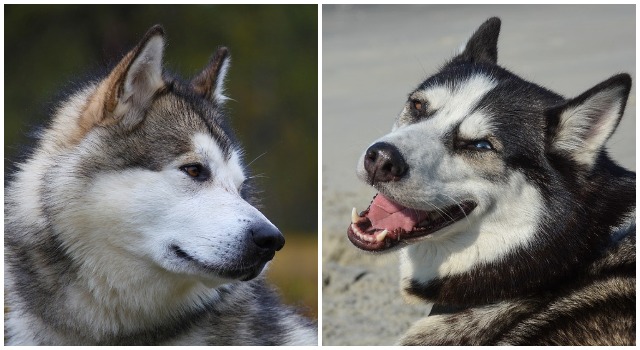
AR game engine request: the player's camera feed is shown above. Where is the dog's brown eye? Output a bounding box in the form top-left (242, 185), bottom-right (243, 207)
top-left (180, 163), bottom-right (210, 181)
top-left (412, 100), bottom-right (422, 110)
top-left (184, 165), bottom-right (200, 177)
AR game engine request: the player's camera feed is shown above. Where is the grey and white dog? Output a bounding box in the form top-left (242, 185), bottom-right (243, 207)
top-left (348, 17), bottom-right (635, 345)
top-left (5, 25), bottom-right (317, 346)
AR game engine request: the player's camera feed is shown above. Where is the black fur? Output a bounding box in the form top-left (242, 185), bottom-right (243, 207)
top-left (394, 17), bottom-right (635, 345)
top-left (404, 17), bottom-right (635, 307)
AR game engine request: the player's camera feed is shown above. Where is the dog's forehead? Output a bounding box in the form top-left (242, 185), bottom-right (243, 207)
top-left (92, 92), bottom-right (242, 173)
top-left (149, 92), bottom-right (236, 155)
top-left (401, 73), bottom-right (497, 131)
top-left (155, 93), bottom-right (246, 185)
top-left (402, 66), bottom-right (565, 139)
top-left (412, 74), bottom-right (496, 111)
top-left (190, 131), bottom-right (239, 164)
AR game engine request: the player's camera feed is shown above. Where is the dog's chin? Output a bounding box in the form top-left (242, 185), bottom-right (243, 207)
top-left (169, 244), bottom-right (272, 282)
top-left (347, 193), bottom-right (476, 252)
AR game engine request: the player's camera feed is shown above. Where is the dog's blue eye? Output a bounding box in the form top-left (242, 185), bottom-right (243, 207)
top-left (471, 140), bottom-right (493, 151)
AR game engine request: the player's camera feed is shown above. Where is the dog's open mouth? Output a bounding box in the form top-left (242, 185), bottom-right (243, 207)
top-left (347, 193), bottom-right (476, 252)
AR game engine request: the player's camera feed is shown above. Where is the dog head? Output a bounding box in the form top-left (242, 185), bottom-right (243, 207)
top-left (42, 26), bottom-right (284, 287)
top-left (348, 18), bottom-right (631, 304)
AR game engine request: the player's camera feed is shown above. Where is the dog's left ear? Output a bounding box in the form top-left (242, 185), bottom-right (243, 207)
top-left (82, 25), bottom-right (165, 132)
top-left (191, 47), bottom-right (231, 104)
top-left (545, 74), bottom-right (632, 169)
top-left (103, 25), bottom-right (165, 128)
top-left (456, 17), bottom-right (501, 64)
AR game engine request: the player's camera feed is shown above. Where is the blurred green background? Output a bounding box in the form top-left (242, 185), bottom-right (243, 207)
top-left (4, 5), bottom-right (318, 319)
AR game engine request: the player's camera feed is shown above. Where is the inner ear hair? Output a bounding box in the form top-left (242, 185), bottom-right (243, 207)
top-left (191, 46), bottom-right (230, 103)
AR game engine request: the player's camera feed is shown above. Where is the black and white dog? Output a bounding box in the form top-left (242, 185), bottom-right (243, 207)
top-left (348, 17), bottom-right (635, 345)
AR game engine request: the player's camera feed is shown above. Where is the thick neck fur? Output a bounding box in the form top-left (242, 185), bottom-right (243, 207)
top-left (401, 152), bottom-right (635, 307)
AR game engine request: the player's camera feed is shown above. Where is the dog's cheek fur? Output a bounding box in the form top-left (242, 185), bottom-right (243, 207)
top-left (398, 169), bottom-right (545, 299)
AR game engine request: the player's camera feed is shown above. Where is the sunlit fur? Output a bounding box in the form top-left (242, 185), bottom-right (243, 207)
top-left (351, 17), bottom-right (635, 345)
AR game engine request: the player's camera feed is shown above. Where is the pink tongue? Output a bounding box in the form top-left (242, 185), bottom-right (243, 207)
top-left (367, 194), bottom-right (428, 232)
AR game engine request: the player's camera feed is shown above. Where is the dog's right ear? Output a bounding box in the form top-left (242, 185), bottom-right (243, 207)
top-left (455, 17), bottom-right (501, 64)
top-left (83, 25), bottom-right (165, 131)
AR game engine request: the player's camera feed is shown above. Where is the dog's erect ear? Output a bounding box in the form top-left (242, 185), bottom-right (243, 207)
top-left (545, 74), bottom-right (631, 168)
top-left (191, 47), bottom-right (230, 104)
top-left (457, 17), bottom-right (501, 64)
top-left (84, 25), bottom-right (165, 131)
top-left (106, 25), bottom-right (165, 128)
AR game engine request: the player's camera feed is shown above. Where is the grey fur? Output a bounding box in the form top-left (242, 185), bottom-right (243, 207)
top-left (5, 26), bottom-right (317, 346)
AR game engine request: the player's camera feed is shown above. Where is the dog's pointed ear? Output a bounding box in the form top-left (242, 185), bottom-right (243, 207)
top-left (107, 25), bottom-right (165, 127)
top-left (90, 25), bottom-right (165, 129)
top-left (191, 47), bottom-right (230, 104)
top-left (457, 17), bottom-right (501, 64)
top-left (545, 74), bottom-right (631, 168)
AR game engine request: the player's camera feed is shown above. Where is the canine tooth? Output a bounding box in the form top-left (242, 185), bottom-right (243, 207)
top-left (351, 207), bottom-right (359, 224)
top-left (376, 229), bottom-right (388, 242)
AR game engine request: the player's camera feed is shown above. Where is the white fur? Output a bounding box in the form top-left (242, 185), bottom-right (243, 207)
top-left (4, 85), bottom-right (97, 248)
top-left (193, 132), bottom-right (245, 189)
top-left (458, 109), bottom-right (496, 141)
top-left (399, 172), bottom-right (542, 286)
top-left (33, 129), bottom-right (276, 338)
top-left (360, 74), bottom-right (499, 209)
top-left (398, 74), bottom-right (498, 131)
top-left (358, 73), bottom-right (543, 288)
top-left (213, 56), bottom-right (231, 104)
top-left (280, 316), bottom-right (321, 346)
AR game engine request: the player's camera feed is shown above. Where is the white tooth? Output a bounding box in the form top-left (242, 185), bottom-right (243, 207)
top-left (376, 229), bottom-right (388, 242)
top-left (351, 207), bottom-right (359, 224)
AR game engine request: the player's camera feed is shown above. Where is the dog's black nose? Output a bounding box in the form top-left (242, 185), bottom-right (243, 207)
top-left (364, 142), bottom-right (408, 184)
top-left (251, 223), bottom-right (285, 252)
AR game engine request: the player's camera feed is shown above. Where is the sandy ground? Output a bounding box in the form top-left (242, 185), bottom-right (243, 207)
top-left (321, 5), bottom-right (635, 346)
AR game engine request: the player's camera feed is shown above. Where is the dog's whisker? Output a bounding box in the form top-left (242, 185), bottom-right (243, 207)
top-left (246, 152), bottom-right (268, 167)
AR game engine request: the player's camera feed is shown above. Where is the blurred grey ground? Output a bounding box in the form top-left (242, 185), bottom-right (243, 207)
top-left (322, 5), bottom-right (635, 346)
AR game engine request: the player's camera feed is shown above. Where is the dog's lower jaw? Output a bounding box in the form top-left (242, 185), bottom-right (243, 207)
top-left (169, 244), bottom-right (272, 282)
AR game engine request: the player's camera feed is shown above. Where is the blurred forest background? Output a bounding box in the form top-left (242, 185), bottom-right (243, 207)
top-left (4, 5), bottom-right (318, 319)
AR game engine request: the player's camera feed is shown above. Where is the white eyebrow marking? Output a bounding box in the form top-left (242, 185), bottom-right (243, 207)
top-left (192, 132), bottom-right (245, 189)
